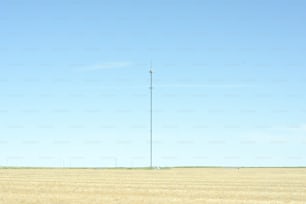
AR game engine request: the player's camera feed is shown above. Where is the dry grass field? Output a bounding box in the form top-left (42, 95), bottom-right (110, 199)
top-left (0, 168), bottom-right (305, 204)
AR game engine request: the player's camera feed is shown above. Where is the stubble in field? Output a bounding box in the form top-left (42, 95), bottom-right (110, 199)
top-left (0, 168), bottom-right (305, 204)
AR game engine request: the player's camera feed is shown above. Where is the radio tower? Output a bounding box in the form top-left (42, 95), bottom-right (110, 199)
top-left (149, 63), bottom-right (153, 168)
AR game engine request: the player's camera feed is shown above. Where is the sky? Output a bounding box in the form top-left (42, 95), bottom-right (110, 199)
top-left (0, 0), bottom-right (306, 167)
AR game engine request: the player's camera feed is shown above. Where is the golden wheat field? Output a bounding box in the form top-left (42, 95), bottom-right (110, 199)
top-left (0, 168), bottom-right (305, 204)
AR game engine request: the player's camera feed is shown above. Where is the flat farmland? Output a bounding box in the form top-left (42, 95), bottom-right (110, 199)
top-left (0, 168), bottom-right (305, 204)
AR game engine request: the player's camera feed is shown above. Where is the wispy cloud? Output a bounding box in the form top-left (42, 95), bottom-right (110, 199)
top-left (157, 84), bottom-right (253, 88)
top-left (240, 123), bottom-right (306, 142)
top-left (272, 123), bottom-right (306, 132)
top-left (80, 62), bottom-right (132, 71)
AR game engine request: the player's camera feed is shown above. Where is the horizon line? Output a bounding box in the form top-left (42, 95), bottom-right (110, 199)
top-left (1, 166), bottom-right (306, 170)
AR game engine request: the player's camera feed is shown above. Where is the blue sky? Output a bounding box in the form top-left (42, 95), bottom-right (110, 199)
top-left (1, 0), bottom-right (306, 167)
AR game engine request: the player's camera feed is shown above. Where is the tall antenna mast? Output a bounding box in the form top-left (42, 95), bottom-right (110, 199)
top-left (149, 62), bottom-right (153, 168)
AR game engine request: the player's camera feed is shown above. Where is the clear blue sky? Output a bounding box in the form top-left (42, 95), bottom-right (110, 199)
top-left (1, 0), bottom-right (306, 167)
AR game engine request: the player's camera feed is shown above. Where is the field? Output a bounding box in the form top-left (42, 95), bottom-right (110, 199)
top-left (0, 168), bottom-right (305, 203)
